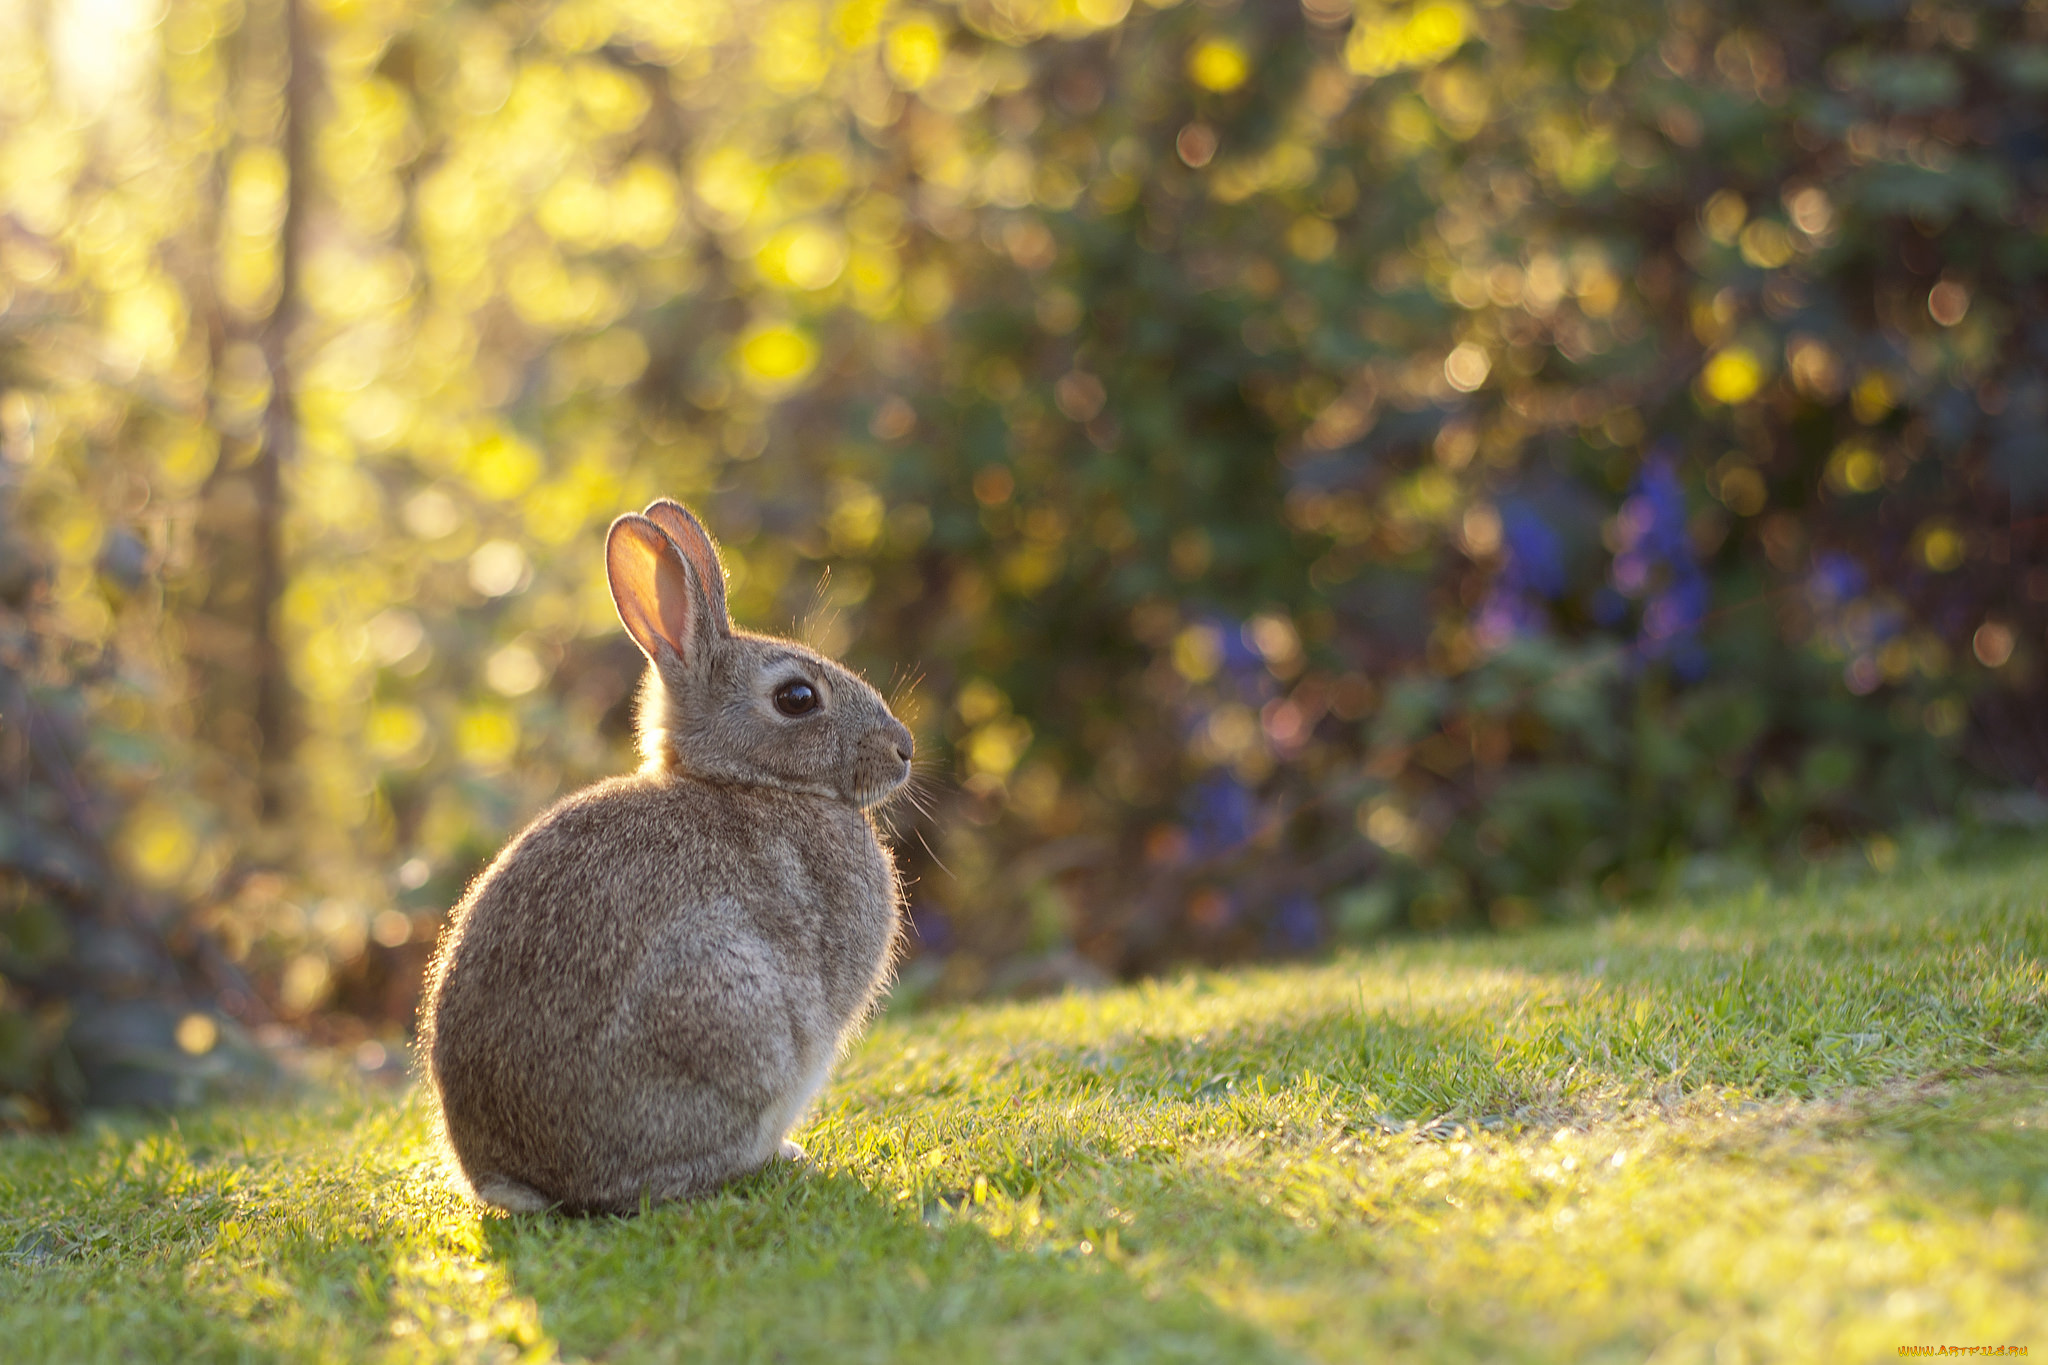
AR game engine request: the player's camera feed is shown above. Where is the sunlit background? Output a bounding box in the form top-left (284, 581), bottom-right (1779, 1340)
top-left (2, 0), bottom-right (2043, 1118)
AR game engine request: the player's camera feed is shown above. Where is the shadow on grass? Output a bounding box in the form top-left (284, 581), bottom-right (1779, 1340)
top-left (1830, 1073), bottom-right (2048, 1217)
top-left (476, 1165), bottom-right (1295, 1364)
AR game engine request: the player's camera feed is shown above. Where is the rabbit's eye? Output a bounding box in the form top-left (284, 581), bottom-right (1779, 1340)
top-left (773, 679), bottom-right (819, 717)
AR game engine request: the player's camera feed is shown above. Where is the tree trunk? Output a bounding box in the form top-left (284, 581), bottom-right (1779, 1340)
top-left (188, 0), bottom-right (313, 827)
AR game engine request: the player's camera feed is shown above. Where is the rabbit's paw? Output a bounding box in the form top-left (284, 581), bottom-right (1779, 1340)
top-left (778, 1139), bottom-right (808, 1163)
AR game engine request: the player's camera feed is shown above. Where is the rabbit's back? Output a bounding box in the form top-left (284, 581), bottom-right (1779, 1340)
top-left (422, 772), bottom-right (900, 1211)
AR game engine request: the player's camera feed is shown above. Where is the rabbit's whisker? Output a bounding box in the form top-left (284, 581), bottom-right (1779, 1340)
top-left (888, 669), bottom-right (928, 712)
top-left (912, 824), bottom-right (955, 880)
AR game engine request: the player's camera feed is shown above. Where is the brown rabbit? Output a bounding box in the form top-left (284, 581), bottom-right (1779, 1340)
top-left (418, 499), bottom-right (913, 1214)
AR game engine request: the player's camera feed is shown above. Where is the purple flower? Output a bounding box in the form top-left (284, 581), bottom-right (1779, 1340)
top-left (1807, 551), bottom-right (1866, 607)
top-left (1611, 447), bottom-right (1710, 678)
top-left (1501, 501), bottom-right (1567, 599)
top-left (1186, 771), bottom-right (1255, 855)
top-left (1643, 575), bottom-right (1710, 641)
top-left (1475, 593), bottom-right (1549, 648)
top-left (1203, 611), bottom-right (1264, 679)
top-left (1806, 550), bottom-right (1900, 672)
top-left (1476, 498), bottom-right (1566, 647)
top-left (1267, 893), bottom-right (1324, 952)
top-left (1611, 456), bottom-right (1693, 590)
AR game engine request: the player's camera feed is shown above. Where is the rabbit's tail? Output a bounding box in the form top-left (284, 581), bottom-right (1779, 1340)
top-left (473, 1174), bottom-right (552, 1214)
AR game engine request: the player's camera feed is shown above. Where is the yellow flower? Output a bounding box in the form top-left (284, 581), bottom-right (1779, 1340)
top-left (1346, 3), bottom-right (1469, 78)
top-left (885, 19), bottom-right (944, 90)
top-left (1188, 39), bottom-right (1250, 94)
top-left (736, 323), bottom-right (818, 391)
top-left (1700, 346), bottom-right (1765, 405)
top-left (1917, 521), bottom-right (1964, 573)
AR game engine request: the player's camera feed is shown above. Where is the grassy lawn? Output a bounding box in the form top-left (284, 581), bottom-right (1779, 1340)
top-left (4, 845), bottom-right (2046, 1363)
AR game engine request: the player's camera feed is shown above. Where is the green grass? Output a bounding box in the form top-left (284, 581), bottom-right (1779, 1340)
top-left (5, 847), bottom-right (2047, 1363)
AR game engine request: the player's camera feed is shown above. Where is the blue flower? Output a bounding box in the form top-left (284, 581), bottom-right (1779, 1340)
top-left (1185, 771), bottom-right (1255, 856)
top-left (1610, 447), bottom-right (1710, 678)
top-left (1267, 893), bottom-right (1323, 952)
top-left (1500, 500), bottom-right (1568, 599)
top-left (1476, 498), bottom-right (1566, 646)
top-left (1806, 550), bottom-right (1899, 667)
top-left (1807, 551), bottom-right (1865, 607)
top-left (1217, 616), bottom-right (1265, 679)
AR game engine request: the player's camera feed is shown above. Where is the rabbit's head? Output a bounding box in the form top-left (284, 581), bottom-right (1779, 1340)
top-left (606, 500), bottom-right (914, 809)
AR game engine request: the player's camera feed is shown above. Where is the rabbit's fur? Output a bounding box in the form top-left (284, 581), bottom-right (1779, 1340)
top-left (419, 500), bottom-right (914, 1214)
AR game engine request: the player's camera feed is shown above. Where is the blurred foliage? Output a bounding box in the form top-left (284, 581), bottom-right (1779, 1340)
top-left (1, 0), bottom-right (2044, 1081)
top-left (0, 401), bottom-right (267, 1127)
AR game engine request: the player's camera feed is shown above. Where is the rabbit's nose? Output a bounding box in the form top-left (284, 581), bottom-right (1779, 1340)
top-left (889, 720), bottom-right (914, 763)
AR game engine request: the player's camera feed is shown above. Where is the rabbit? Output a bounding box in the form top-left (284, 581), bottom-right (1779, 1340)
top-left (418, 498), bottom-right (915, 1215)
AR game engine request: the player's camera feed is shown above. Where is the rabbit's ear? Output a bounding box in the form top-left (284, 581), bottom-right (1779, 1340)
top-left (606, 514), bottom-right (711, 669)
top-left (641, 499), bottom-right (732, 637)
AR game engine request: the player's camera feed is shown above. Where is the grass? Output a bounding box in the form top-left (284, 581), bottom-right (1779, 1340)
top-left (4, 845), bottom-right (2047, 1363)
